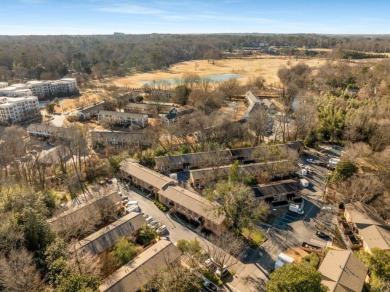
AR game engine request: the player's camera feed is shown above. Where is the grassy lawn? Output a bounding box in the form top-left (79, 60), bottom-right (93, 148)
top-left (241, 227), bottom-right (266, 247)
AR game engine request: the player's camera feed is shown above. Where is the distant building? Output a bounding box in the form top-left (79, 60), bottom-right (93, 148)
top-left (243, 91), bottom-right (261, 121)
top-left (26, 78), bottom-right (78, 99)
top-left (99, 240), bottom-right (181, 292)
top-left (252, 179), bottom-right (301, 204)
top-left (155, 141), bottom-right (303, 173)
top-left (98, 111), bottom-right (148, 128)
top-left (91, 131), bottom-right (151, 149)
top-left (162, 106), bottom-right (194, 123)
top-left (0, 96), bottom-right (40, 124)
top-left (189, 159), bottom-right (293, 188)
top-left (344, 202), bottom-right (390, 253)
top-left (318, 250), bottom-right (367, 292)
top-left (0, 82), bottom-right (8, 88)
top-left (27, 123), bottom-right (73, 139)
top-left (71, 212), bottom-right (146, 256)
top-left (37, 145), bottom-right (72, 166)
top-left (76, 102), bottom-right (106, 120)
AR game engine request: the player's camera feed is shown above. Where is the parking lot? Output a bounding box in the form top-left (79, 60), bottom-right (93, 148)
top-left (269, 198), bottom-right (329, 249)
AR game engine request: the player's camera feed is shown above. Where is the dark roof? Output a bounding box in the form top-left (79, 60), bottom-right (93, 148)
top-left (253, 179), bottom-right (300, 198)
top-left (71, 213), bottom-right (147, 256)
top-left (78, 102), bottom-right (106, 114)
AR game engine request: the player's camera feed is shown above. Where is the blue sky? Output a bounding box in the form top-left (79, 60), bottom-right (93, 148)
top-left (1, 0), bottom-right (390, 35)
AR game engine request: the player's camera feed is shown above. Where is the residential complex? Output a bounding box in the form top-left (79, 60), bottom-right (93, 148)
top-left (0, 96), bottom-right (40, 123)
top-left (155, 141), bottom-right (302, 173)
top-left (91, 131), bottom-right (151, 149)
top-left (27, 123), bottom-right (73, 139)
top-left (97, 110), bottom-right (148, 128)
top-left (26, 78), bottom-right (78, 98)
top-left (1, 78), bottom-right (78, 99)
top-left (120, 159), bottom-right (226, 235)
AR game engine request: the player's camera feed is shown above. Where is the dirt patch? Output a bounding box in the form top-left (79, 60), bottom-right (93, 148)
top-left (103, 56), bottom-right (332, 88)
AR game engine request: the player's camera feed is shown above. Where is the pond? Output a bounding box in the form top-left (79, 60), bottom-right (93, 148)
top-left (140, 73), bottom-right (242, 86)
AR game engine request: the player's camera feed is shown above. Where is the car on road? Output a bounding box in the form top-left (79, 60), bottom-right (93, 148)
top-left (150, 220), bottom-right (161, 229)
top-left (157, 225), bottom-right (167, 234)
top-left (203, 280), bottom-right (221, 292)
top-left (316, 231), bottom-right (331, 241)
top-left (306, 158), bottom-right (313, 163)
top-left (145, 216), bottom-right (154, 224)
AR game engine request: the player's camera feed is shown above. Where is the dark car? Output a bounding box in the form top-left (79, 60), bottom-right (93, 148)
top-left (316, 231), bottom-right (331, 241)
top-left (105, 177), bottom-right (113, 184)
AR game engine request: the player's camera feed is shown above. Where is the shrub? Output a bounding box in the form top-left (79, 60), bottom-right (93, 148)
top-left (244, 175), bottom-right (257, 186)
top-left (153, 200), bottom-right (169, 212)
top-left (202, 268), bottom-right (223, 286)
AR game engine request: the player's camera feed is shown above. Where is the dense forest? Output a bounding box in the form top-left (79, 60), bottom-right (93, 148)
top-left (1, 34), bottom-right (390, 82)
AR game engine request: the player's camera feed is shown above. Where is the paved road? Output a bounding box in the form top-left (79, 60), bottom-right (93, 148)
top-left (119, 183), bottom-right (273, 292)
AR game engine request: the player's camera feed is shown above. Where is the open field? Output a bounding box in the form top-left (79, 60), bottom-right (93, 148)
top-left (105, 56), bottom-right (331, 88)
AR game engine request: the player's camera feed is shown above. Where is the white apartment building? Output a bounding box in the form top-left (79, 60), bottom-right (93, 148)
top-left (0, 82), bottom-right (8, 88)
top-left (0, 96), bottom-right (40, 123)
top-left (0, 84), bottom-right (32, 97)
top-left (26, 78), bottom-right (78, 98)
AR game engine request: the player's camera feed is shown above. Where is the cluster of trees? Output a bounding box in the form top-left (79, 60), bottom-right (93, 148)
top-left (1, 34), bottom-right (390, 83)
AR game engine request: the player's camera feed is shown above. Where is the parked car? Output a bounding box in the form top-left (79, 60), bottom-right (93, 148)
top-left (203, 280), bottom-right (219, 292)
top-left (316, 231), bottom-right (331, 241)
top-left (105, 177), bottom-right (113, 184)
top-left (306, 158), bottom-right (313, 163)
top-left (298, 163), bottom-right (304, 168)
top-left (150, 220), bottom-right (161, 229)
top-left (145, 216), bottom-right (154, 224)
top-left (157, 225), bottom-right (167, 234)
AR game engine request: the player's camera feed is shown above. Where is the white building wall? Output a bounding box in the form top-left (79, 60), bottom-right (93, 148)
top-left (0, 96), bottom-right (40, 123)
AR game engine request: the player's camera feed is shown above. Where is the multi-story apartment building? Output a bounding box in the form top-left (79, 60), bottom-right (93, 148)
top-left (26, 78), bottom-right (78, 99)
top-left (98, 111), bottom-right (148, 128)
top-left (0, 96), bottom-right (40, 123)
top-left (0, 84), bottom-right (32, 97)
top-left (0, 82), bottom-right (8, 88)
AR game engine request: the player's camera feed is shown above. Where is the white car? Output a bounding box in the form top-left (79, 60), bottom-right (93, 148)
top-left (298, 163), bottom-right (304, 168)
top-left (157, 225), bottom-right (167, 234)
top-left (145, 216), bottom-right (154, 224)
top-left (306, 158), bottom-right (313, 163)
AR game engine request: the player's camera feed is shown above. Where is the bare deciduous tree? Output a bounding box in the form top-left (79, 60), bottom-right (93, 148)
top-left (0, 248), bottom-right (44, 292)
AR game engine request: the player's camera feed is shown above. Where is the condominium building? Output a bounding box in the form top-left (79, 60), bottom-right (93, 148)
top-left (98, 111), bottom-right (148, 128)
top-left (0, 84), bottom-right (32, 97)
top-left (0, 96), bottom-right (40, 123)
top-left (26, 78), bottom-right (78, 98)
top-left (0, 82), bottom-right (8, 88)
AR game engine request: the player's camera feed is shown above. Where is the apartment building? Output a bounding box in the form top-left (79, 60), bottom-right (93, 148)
top-left (27, 123), bottom-right (72, 139)
top-left (344, 202), bottom-right (390, 253)
top-left (26, 78), bottom-right (78, 98)
top-left (155, 141), bottom-right (303, 174)
top-left (0, 96), bottom-right (40, 123)
top-left (91, 131), bottom-right (151, 149)
top-left (76, 102), bottom-right (106, 120)
top-left (0, 84), bottom-right (32, 97)
top-left (71, 213), bottom-right (147, 257)
top-left (0, 82), bottom-right (8, 88)
top-left (120, 159), bottom-right (226, 235)
top-left (98, 111), bottom-right (148, 128)
top-left (189, 159), bottom-right (294, 188)
top-left (100, 240), bottom-right (181, 292)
